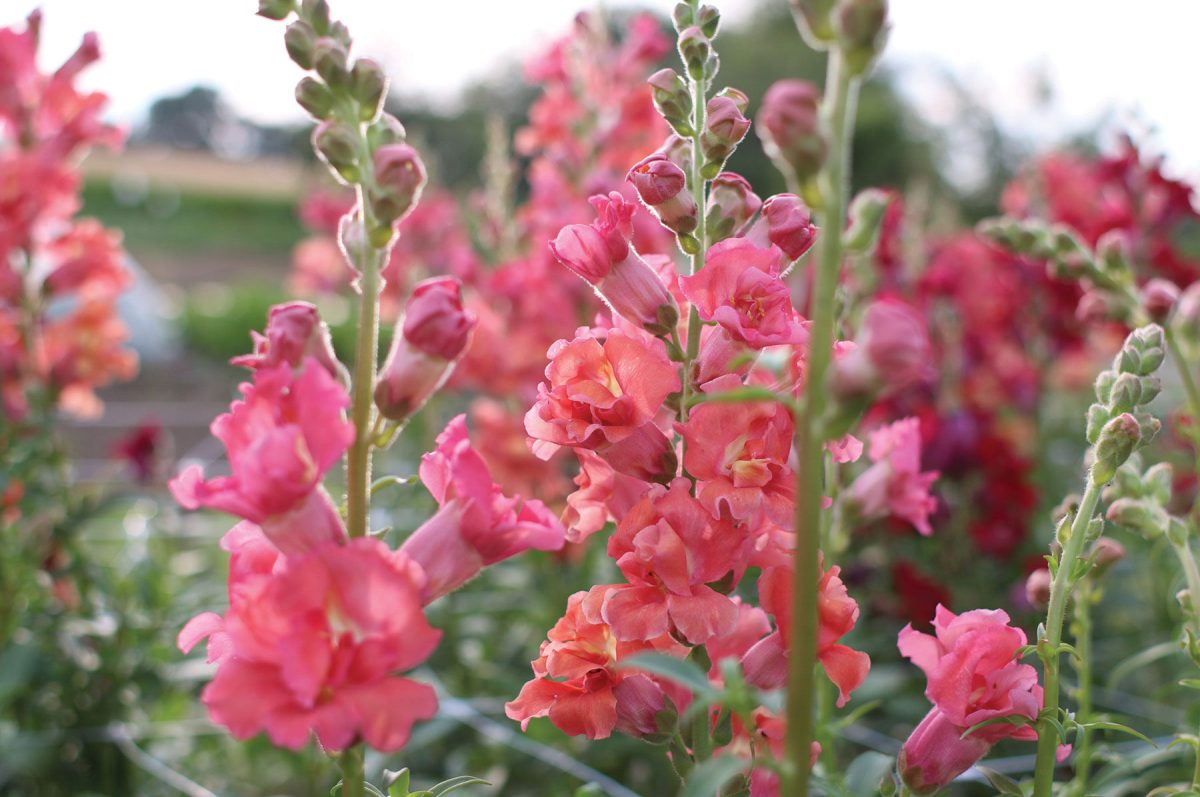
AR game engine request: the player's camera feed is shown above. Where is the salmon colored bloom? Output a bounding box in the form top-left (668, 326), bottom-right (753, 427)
top-left (843, 417), bottom-right (939, 535)
top-left (525, 327), bottom-right (679, 482)
top-left (597, 478), bottom-right (745, 644)
top-left (562, 448), bottom-right (648, 543)
top-left (400, 414), bottom-right (565, 604)
top-left (679, 237), bottom-right (808, 348)
top-left (897, 606), bottom-right (1051, 794)
top-left (170, 360), bottom-right (353, 556)
top-left (179, 537), bottom-right (439, 753)
top-left (505, 584), bottom-right (686, 740)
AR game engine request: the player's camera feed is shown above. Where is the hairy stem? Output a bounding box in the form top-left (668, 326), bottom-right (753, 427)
top-left (338, 745), bottom-right (365, 797)
top-left (1067, 580), bottom-right (1095, 797)
top-left (1033, 477), bottom-right (1102, 797)
top-left (785, 48), bottom-right (859, 796)
top-left (679, 0), bottom-right (708, 426)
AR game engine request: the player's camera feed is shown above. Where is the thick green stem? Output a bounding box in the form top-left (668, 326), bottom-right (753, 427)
top-left (785, 49), bottom-right (859, 796)
top-left (679, 2), bottom-right (708, 425)
top-left (345, 220), bottom-right (383, 539)
top-left (338, 745), bottom-right (365, 797)
top-left (1165, 326), bottom-right (1200, 503)
top-left (1068, 580), bottom-right (1095, 797)
top-left (1033, 477), bottom-right (1102, 797)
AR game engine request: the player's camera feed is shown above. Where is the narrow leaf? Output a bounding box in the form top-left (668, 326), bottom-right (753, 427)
top-left (622, 653), bottom-right (715, 695)
top-left (680, 755), bottom-right (748, 797)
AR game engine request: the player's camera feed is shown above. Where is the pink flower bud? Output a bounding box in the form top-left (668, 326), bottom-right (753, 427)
top-left (231, 301), bottom-right (343, 379)
top-left (758, 193), bottom-right (818, 261)
top-left (627, 153), bottom-right (697, 235)
top-left (898, 708), bottom-right (993, 795)
top-left (1024, 568), bottom-right (1051, 611)
top-left (371, 143), bottom-right (427, 225)
top-left (706, 172), bottom-right (761, 243)
top-left (831, 299), bottom-right (931, 400)
top-left (700, 95), bottom-right (751, 170)
top-left (757, 79), bottom-right (825, 183)
top-left (374, 277), bottom-right (476, 422)
top-left (1140, 278), bottom-right (1179, 324)
top-left (1089, 537), bottom-right (1125, 575)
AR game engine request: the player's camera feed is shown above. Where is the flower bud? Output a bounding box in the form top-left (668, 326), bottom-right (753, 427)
top-left (697, 5), bottom-right (721, 38)
top-left (628, 153), bottom-right (697, 235)
top-left (1140, 278), bottom-right (1180, 324)
top-left (677, 26), bottom-right (711, 81)
top-left (648, 68), bottom-right (694, 137)
top-left (370, 143), bottom-right (427, 226)
top-left (368, 113), bottom-right (407, 149)
top-left (758, 193), bottom-right (818, 261)
top-left (350, 58), bottom-right (387, 122)
top-left (1107, 372), bottom-right (1143, 414)
top-left (1085, 403), bottom-right (1108, 445)
top-left (1088, 538), bottom-right (1126, 576)
top-left (284, 20), bottom-right (316, 69)
top-left (300, 0), bottom-right (331, 34)
top-left (375, 277), bottom-right (477, 422)
top-left (700, 94), bottom-right (750, 176)
top-left (1092, 413), bottom-right (1142, 485)
top-left (757, 79), bottom-right (825, 185)
top-left (1176, 282), bottom-right (1200, 345)
top-left (789, 0), bottom-right (837, 48)
top-left (1096, 230), bottom-right (1134, 286)
top-left (313, 36), bottom-right (349, 89)
top-left (835, 0), bottom-right (890, 76)
top-left (1094, 370), bottom-right (1116, 405)
top-left (706, 172), bottom-right (761, 243)
top-left (295, 76), bottom-right (335, 119)
top-left (257, 0), bottom-right (295, 20)
top-left (1116, 324), bottom-right (1166, 376)
top-left (1145, 461), bottom-right (1174, 504)
top-left (844, 188), bottom-right (890, 253)
top-left (672, 2), bottom-right (694, 31)
top-left (231, 301), bottom-right (344, 380)
top-left (1075, 289), bottom-right (1122, 325)
top-left (312, 120), bottom-right (360, 183)
top-left (1025, 568), bottom-right (1051, 611)
top-left (1106, 497), bottom-right (1168, 539)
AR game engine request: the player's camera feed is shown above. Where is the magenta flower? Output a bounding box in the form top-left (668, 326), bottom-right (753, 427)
top-left (830, 299), bottom-right (932, 399)
top-left (230, 301), bottom-right (342, 378)
top-left (843, 417), bottom-right (939, 535)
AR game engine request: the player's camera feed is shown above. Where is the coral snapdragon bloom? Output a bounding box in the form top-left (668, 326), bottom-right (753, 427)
top-left (678, 381), bottom-right (795, 524)
top-left (525, 327), bottom-right (679, 481)
top-left (743, 559), bottom-right (870, 707)
top-left (506, 584), bottom-right (685, 740)
top-left (897, 606), bottom-right (1052, 794)
top-left (562, 448), bottom-right (648, 543)
top-left (179, 537), bottom-right (440, 753)
top-left (400, 414), bottom-right (565, 604)
top-left (598, 478), bottom-right (745, 644)
top-left (843, 417), bottom-right (939, 535)
top-left (170, 359), bottom-right (353, 555)
top-left (679, 238), bottom-right (808, 348)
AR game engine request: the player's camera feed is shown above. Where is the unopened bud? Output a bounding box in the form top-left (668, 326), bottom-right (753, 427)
top-left (706, 172), bottom-right (761, 243)
top-left (697, 5), bottom-right (721, 38)
top-left (300, 0), bottom-right (331, 34)
top-left (1168, 517), bottom-right (1192, 547)
top-left (1088, 538), bottom-right (1126, 577)
top-left (312, 121), bottom-right (360, 183)
top-left (1106, 497), bottom-right (1167, 538)
top-left (350, 58), bottom-right (387, 122)
top-left (370, 143), bottom-right (426, 226)
top-left (1117, 324), bottom-right (1166, 376)
top-left (231, 301), bottom-right (344, 381)
top-left (1076, 289), bottom-right (1122, 325)
top-left (1085, 403), bottom-right (1109, 445)
top-left (648, 69), bottom-right (693, 137)
top-left (1093, 413), bottom-right (1143, 485)
top-left (677, 26), bottom-right (711, 81)
top-left (672, 2), bottom-right (694, 31)
top-left (257, 0), bottom-right (295, 20)
top-left (1176, 282), bottom-right (1200, 345)
top-left (313, 36), bottom-right (349, 89)
top-left (789, 0), bottom-right (837, 48)
top-left (844, 188), bottom-right (890, 253)
top-left (835, 0), bottom-right (889, 76)
top-left (1094, 370), bottom-right (1116, 405)
top-left (757, 79), bottom-right (825, 185)
top-left (700, 93), bottom-right (750, 176)
top-left (1096, 230), bottom-right (1134, 287)
top-left (628, 154), bottom-right (697, 235)
top-left (368, 114), bottom-right (407, 149)
top-left (375, 277), bottom-right (477, 422)
top-left (1145, 461), bottom-right (1174, 505)
top-left (1108, 372), bottom-right (1143, 414)
top-left (284, 19), bottom-right (316, 69)
top-left (757, 193), bottom-right (818, 261)
top-left (1140, 278), bottom-right (1180, 324)
top-left (295, 77), bottom-right (334, 119)
top-left (1025, 568), bottom-right (1052, 611)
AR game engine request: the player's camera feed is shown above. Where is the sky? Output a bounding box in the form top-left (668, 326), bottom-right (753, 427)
top-left (14, 1), bottom-right (1200, 182)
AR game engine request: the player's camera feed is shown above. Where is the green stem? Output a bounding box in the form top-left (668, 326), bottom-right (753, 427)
top-left (1068, 579), bottom-right (1095, 797)
top-left (345, 190), bottom-right (384, 539)
top-left (679, 0), bottom-right (708, 427)
top-left (1032, 476), bottom-right (1102, 797)
top-left (785, 48), bottom-right (859, 797)
top-left (1165, 325), bottom-right (1200, 502)
top-left (338, 745), bottom-right (365, 797)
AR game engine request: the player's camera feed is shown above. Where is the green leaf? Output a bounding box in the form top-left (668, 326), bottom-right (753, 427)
top-left (386, 768), bottom-right (412, 796)
top-left (622, 653), bottom-right (715, 694)
top-left (844, 751), bottom-right (894, 797)
top-left (680, 755), bottom-right (748, 797)
top-left (976, 766), bottom-right (1023, 795)
top-left (1107, 641), bottom-right (1180, 689)
top-left (573, 786), bottom-right (606, 797)
top-left (1077, 720), bottom-right (1157, 746)
top-left (960, 714), bottom-right (1033, 740)
top-left (418, 776), bottom-right (490, 796)
top-left (1180, 679), bottom-right (1200, 690)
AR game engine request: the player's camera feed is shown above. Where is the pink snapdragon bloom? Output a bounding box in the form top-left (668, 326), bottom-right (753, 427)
top-left (707, 172), bottom-right (762, 243)
top-left (746, 193), bottom-right (819, 262)
top-left (596, 478), bottom-right (745, 644)
top-left (627, 152), bottom-right (697, 234)
top-left (179, 537), bottom-right (439, 753)
top-left (677, 381), bottom-right (794, 524)
top-left (830, 299), bottom-right (932, 399)
top-left (230, 301), bottom-right (342, 378)
top-left (843, 417), bottom-right (939, 535)
top-left (505, 584), bottom-right (686, 740)
top-left (679, 238), bottom-right (808, 348)
top-left (525, 327), bottom-right (679, 481)
top-left (170, 360), bottom-right (353, 555)
top-left (743, 560), bottom-right (870, 707)
top-left (550, 192), bottom-right (678, 336)
top-left (562, 448), bottom-right (648, 543)
top-left (375, 276), bottom-right (477, 422)
top-left (401, 414), bottom-right (564, 603)
top-left (897, 606), bottom-right (1051, 794)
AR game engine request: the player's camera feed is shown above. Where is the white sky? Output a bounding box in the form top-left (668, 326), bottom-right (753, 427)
top-left (14, 1), bottom-right (1200, 182)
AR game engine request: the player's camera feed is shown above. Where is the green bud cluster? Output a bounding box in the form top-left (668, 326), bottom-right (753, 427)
top-left (1088, 326), bottom-right (1164, 485)
top-left (789, 0), bottom-right (888, 75)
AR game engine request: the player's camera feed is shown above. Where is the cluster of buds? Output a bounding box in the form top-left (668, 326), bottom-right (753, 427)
top-left (266, 0), bottom-right (425, 245)
top-left (1086, 325), bottom-right (1164, 485)
top-left (789, 0), bottom-right (890, 74)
